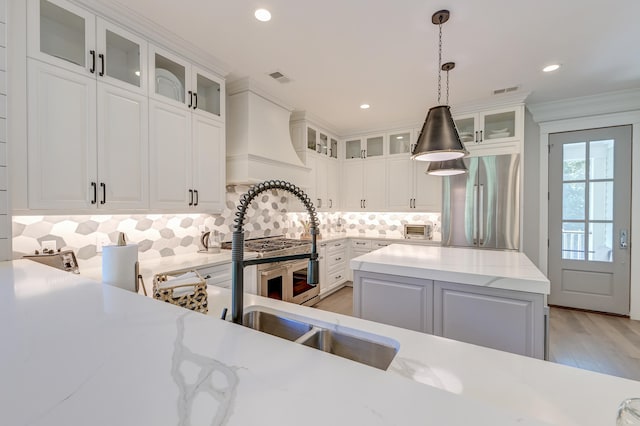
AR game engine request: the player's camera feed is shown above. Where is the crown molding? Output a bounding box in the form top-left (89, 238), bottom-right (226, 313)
top-left (226, 77), bottom-right (294, 112)
top-left (289, 111), bottom-right (340, 136)
top-left (450, 91), bottom-right (531, 116)
top-left (71, 0), bottom-right (231, 78)
top-left (528, 89), bottom-right (640, 123)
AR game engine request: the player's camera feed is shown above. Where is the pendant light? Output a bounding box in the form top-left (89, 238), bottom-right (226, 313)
top-left (411, 10), bottom-right (466, 162)
top-left (426, 158), bottom-right (468, 176)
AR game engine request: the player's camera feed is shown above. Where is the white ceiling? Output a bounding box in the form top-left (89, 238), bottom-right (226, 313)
top-left (115, 0), bottom-right (640, 135)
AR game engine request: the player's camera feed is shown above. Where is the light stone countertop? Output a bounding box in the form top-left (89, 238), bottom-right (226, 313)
top-left (4, 259), bottom-right (640, 425)
top-left (351, 244), bottom-right (551, 294)
top-left (2, 260), bottom-right (545, 426)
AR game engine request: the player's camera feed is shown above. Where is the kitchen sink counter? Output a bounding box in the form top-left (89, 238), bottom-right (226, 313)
top-left (351, 243), bottom-right (550, 294)
top-left (1, 260), bottom-right (542, 426)
top-left (3, 260), bottom-right (640, 425)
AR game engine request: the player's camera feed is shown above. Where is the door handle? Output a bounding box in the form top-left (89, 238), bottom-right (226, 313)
top-left (188, 91), bottom-right (193, 108)
top-left (620, 229), bottom-right (629, 249)
top-left (473, 184), bottom-right (478, 245)
top-left (478, 184), bottom-right (484, 244)
top-left (479, 130), bottom-right (483, 142)
top-left (89, 50), bottom-right (96, 74)
top-left (194, 189), bottom-right (199, 206)
top-left (475, 131), bottom-right (479, 143)
top-left (193, 92), bottom-right (198, 109)
top-left (98, 53), bottom-right (105, 76)
top-left (100, 182), bottom-right (106, 204)
top-left (189, 189), bottom-right (194, 206)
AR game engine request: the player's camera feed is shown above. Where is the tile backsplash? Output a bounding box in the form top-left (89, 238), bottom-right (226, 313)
top-left (12, 186), bottom-right (441, 268)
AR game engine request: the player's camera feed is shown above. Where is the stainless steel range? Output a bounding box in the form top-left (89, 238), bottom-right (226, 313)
top-left (223, 237), bottom-right (319, 306)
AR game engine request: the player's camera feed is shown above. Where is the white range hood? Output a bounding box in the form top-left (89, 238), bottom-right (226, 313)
top-left (226, 78), bottom-right (310, 187)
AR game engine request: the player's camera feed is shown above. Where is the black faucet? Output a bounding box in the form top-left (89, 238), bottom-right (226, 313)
top-left (230, 180), bottom-right (319, 324)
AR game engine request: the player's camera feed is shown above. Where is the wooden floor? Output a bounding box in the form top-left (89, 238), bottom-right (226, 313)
top-left (315, 286), bottom-right (640, 381)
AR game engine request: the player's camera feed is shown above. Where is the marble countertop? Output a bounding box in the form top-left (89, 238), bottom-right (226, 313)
top-left (3, 260), bottom-right (639, 425)
top-left (351, 244), bottom-right (551, 294)
top-left (2, 260), bottom-right (544, 426)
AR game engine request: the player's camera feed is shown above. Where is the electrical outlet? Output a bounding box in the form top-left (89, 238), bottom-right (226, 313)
top-left (41, 240), bottom-right (56, 252)
top-left (96, 233), bottom-right (111, 253)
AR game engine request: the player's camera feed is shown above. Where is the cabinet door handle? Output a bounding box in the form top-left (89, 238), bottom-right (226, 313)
top-left (335, 257), bottom-right (342, 261)
top-left (479, 130), bottom-right (483, 142)
top-left (317, 198), bottom-right (322, 208)
top-left (193, 92), bottom-right (198, 109)
top-left (475, 131), bottom-right (479, 143)
top-left (356, 242), bottom-right (365, 245)
top-left (89, 50), bottom-right (96, 74)
top-left (98, 53), bottom-right (105, 76)
top-left (100, 182), bottom-right (106, 204)
top-left (90, 182), bottom-right (97, 204)
top-left (188, 91), bottom-right (193, 108)
top-left (329, 199), bottom-right (332, 208)
top-left (364, 199), bottom-right (367, 208)
top-left (189, 189), bottom-right (194, 206)
top-left (194, 190), bottom-right (199, 206)
top-left (335, 275), bottom-right (342, 280)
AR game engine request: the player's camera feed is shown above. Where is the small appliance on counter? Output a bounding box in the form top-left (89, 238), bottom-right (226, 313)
top-left (404, 223), bottom-right (433, 240)
top-left (23, 249), bottom-right (80, 273)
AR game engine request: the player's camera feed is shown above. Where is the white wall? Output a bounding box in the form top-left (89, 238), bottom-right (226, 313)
top-left (529, 90), bottom-right (640, 319)
top-left (522, 108), bottom-right (540, 266)
top-left (0, 0), bottom-right (8, 260)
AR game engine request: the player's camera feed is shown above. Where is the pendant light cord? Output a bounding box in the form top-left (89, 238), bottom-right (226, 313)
top-left (446, 68), bottom-right (450, 105)
top-left (437, 20), bottom-right (442, 104)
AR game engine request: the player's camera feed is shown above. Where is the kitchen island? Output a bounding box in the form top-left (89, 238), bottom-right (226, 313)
top-left (351, 244), bottom-right (551, 358)
top-left (2, 259), bottom-right (639, 425)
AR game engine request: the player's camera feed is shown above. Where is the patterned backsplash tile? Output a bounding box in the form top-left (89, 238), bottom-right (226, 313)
top-left (12, 186), bottom-right (441, 268)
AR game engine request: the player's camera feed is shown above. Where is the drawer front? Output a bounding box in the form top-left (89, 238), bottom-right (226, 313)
top-left (371, 240), bottom-right (392, 249)
top-left (327, 240), bottom-right (346, 251)
top-left (351, 239), bottom-right (371, 249)
top-left (327, 249), bottom-right (346, 268)
top-left (327, 263), bottom-right (347, 286)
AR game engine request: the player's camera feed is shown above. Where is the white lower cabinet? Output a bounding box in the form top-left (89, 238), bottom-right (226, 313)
top-left (319, 239), bottom-right (347, 296)
top-left (353, 270), bottom-right (546, 359)
top-left (150, 99), bottom-right (224, 212)
top-left (433, 281), bottom-right (545, 359)
top-left (27, 59), bottom-right (148, 210)
top-left (353, 271), bottom-right (433, 333)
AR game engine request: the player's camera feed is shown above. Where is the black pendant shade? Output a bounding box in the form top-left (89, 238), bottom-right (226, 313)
top-left (426, 157), bottom-right (468, 176)
top-left (411, 105), bottom-right (466, 162)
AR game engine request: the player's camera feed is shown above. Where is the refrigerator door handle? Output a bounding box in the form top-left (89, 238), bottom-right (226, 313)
top-left (478, 184), bottom-right (484, 245)
top-left (473, 184), bottom-right (478, 245)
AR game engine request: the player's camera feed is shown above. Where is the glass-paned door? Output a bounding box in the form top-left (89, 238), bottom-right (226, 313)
top-left (548, 126), bottom-right (631, 314)
top-left (389, 132), bottom-right (411, 155)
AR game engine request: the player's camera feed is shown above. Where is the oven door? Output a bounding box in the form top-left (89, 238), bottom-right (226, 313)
top-left (288, 260), bottom-right (319, 306)
top-left (259, 265), bottom-right (289, 302)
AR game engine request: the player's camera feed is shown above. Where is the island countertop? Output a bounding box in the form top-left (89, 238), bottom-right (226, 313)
top-left (3, 259), bottom-right (639, 425)
top-left (350, 244), bottom-right (551, 294)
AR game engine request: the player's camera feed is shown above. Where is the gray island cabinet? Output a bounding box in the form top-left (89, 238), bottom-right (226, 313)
top-left (351, 244), bottom-right (550, 359)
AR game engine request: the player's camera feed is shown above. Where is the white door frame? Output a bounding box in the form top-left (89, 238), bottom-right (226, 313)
top-left (537, 111), bottom-right (640, 319)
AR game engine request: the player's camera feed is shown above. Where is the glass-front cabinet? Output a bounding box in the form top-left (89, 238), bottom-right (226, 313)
top-left (28, 0), bottom-right (147, 94)
top-left (150, 46), bottom-right (224, 121)
top-left (454, 106), bottom-right (521, 149)
top-left (388, 131), bottom-right (414, 156)
top-left (344, 135), bottom-right (385, 160)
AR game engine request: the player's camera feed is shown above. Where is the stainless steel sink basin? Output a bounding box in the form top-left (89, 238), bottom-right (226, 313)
top-left (242, 308), bottom-right (399, 370)
top-left (243, 310), bottom-right (313, 341)
top-left (300, 329), bottom-right (397, 370)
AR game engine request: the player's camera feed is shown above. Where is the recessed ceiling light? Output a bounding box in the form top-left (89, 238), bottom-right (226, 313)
top-left (360, 104), bottom-right (370, 109)
top-left (543, 64), bottom-right (560, 72)
top-left (254, 8), bottom-right (271, 22)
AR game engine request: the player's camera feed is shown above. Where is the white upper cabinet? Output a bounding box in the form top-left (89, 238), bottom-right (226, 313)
top-left (454, 105), bottom-right (524, 155)
top-left (28, 0), bottom-right (147, 94)
top-left (150, 46), bottom-right (224, 122)
top-left (342, 158), bottom-right (386, 210)
top-left (388, 131), bottom-right (414, 156)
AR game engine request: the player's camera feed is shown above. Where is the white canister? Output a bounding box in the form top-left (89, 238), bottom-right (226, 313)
top-left (102, 244), bottom-right (138, 292)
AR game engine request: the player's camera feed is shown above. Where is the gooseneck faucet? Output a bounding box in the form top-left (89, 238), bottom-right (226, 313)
top-left (231, 180), bottom-right (319, 324)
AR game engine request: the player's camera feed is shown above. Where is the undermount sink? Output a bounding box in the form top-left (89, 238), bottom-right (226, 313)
top-left (300, 328), bottom-right (397, 370)
top-left (242, 310), bottom-right (313, 341)
top-left (242, 308), bottom-right (399, 370)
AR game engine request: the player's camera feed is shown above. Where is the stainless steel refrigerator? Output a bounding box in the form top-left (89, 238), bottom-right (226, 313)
top-left (441, 154), bottom-right (520, 250)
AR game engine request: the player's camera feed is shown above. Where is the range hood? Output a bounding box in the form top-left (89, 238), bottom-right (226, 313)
top-left (226, 78), bottom-right (310, 187)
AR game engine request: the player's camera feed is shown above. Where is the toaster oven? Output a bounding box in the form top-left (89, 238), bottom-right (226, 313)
top-left (404, 224), bottom-right (433, 240)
